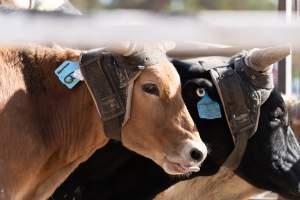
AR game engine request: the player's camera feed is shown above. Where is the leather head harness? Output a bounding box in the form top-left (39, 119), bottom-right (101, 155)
top-left (79, 48), bottom-right (167, 141)
top-left (200, 52), bottom-right (273, 169)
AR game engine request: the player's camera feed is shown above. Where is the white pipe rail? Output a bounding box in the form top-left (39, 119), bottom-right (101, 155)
top-left (0, 11), bottom-right (300, 48)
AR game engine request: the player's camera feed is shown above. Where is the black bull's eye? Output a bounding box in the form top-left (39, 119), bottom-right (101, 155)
top-left (196, 88), bottom-right (206, 97)
top-left (142, 83), bottom-right (160, 96)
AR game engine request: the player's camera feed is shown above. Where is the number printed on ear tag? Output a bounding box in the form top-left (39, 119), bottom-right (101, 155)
top-left (55, 61), bottom-right (81, 89)
top-left (197, 93), bottom-right (222, 119)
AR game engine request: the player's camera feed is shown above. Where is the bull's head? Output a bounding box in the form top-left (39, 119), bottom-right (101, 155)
top-left (178, 46), bottom-right (300, 199)
top-left (102, 42), bottom-right (208, 175)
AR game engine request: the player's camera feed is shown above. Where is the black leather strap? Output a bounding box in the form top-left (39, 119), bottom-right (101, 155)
top-left (210, 66), bottom-right (259, 142)
top-left (209, 65), bottom-right (261, 170)
top-left (80, 51), bottom-right (125, 141)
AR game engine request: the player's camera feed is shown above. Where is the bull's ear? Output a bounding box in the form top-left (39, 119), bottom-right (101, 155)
top-left (105, 41), bottom-right (137, 56)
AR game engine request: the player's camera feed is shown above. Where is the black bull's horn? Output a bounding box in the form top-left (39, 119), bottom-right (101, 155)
top-left (241, 46), bottom-right (290, 105)
top-left (244, 45), bottom-right (290, 72)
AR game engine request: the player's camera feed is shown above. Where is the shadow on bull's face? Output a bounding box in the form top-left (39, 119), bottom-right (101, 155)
top-left (237, 90), bottom-right (300, 199)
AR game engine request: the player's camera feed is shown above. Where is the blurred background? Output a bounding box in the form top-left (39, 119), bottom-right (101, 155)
top-left (70, 0), bottom-right (277, 12)
top-left (2, 0), bottom-right (298, 98)
top-left (68, 0), bottom-right (298, 94)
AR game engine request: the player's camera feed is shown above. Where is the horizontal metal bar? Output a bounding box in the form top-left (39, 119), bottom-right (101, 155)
top-left (0, 11), bottom-right (300, 48)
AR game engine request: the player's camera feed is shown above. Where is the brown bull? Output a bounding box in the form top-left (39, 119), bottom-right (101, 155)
top-left (0, 43), bottom-right (207, 200)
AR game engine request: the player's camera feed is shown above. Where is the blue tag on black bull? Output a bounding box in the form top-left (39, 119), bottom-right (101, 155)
top-left (55, 61), bottom-right (80, 89)
top-left (197, 93), bottom-right (222, 119)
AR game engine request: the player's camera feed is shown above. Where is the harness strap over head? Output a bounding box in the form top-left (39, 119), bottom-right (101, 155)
top-left (79, 48), bottom-right (166, 141)
top-left (80, 50), bottom-right (126, 140)
top-left (201, 53), bottom-right (274, 169)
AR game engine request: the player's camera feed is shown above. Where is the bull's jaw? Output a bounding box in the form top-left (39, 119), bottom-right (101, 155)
top-left (162, 159), bottom-right (200, 175)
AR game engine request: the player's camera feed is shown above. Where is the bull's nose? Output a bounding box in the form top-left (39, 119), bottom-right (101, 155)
top-left (190, 148), bottom-right (203, 162)
top-left (180, 139), bottom-right (207, 164)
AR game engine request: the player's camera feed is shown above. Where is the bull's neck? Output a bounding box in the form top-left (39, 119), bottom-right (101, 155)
top-left (19, 45), bottom-right (108, 160)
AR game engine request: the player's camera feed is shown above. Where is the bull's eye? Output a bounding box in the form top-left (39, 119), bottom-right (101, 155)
top-left (142, 83), bottom-right (160, 96)
top-left (196, 88), bottom-right (206, 97)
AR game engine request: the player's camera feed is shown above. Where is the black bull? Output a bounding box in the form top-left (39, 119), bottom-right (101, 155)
top-left (51, 59), bottom-right (300, 200)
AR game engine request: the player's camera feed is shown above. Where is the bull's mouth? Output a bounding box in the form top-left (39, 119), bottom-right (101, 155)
top-left (162, 158), bottom-right (201, 175)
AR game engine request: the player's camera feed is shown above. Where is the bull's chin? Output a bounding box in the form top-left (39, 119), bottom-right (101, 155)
top-left (162, 159), bottom-right (200, 175)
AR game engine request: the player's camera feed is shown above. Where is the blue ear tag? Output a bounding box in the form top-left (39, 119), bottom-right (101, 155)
top-left (197, 93), bottom-right (222, 119)
top-left (55, 61), bottom-right (81, 89)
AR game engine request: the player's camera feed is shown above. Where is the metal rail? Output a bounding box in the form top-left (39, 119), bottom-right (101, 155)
top-left (0, 11), bottom-right (300, 48)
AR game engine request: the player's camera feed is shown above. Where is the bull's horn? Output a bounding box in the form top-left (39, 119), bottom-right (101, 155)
top-left (106, 41), bottom-right (138, 56)
top-left (107, 41), bottom-right (176, 56)
top-left (245, 46), bottom-right (290, 72)
top-left (158, 41), bottom-right (176, 53)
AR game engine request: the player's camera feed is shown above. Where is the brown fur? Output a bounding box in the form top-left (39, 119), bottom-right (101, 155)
top-left (0, 45), bottom-right (105, 199)
top-left (155, 168), bottom-right (263, 200)
top-left (0, 45), bottom-right (203, 199)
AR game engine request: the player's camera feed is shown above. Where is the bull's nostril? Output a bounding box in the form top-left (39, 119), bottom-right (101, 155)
top-left (190, 148), bottom-right (203, 162)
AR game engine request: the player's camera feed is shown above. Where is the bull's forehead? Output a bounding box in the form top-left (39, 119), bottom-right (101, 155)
top-left (142, 59), bottom-right (181, 98)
